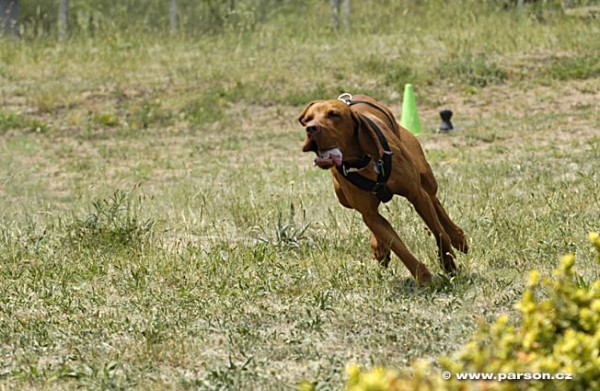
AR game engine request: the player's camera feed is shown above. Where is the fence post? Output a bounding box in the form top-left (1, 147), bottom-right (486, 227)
top-left (58, 0), bottom-right (69, 41)
top-left (170, 0), bottom-right (177, 35)
top-left (343, 0), bottom-right (350, 28)
top-left (0, 0), bottom-right (19, 37)
top-left (331, 0), bottom-right (340, 29)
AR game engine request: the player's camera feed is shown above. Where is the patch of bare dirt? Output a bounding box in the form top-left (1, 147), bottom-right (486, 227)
top-left (416, 78), bottom-right (599, 152)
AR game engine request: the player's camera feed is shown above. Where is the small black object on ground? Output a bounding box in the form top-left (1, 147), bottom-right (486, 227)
top-left (438, 109), bottom-right (454, 133)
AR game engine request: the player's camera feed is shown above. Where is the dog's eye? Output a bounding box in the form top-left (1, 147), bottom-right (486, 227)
top-left (327, 111), bottom-right (341, 119)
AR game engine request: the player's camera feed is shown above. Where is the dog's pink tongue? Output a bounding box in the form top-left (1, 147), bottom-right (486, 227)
top-left (315, 148), bottom-right (343, 167)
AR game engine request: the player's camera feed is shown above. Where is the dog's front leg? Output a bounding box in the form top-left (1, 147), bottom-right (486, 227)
top-left (370, 232), bottom-right (391, 267)
top-left (361, 212), bottom-right (432, 286)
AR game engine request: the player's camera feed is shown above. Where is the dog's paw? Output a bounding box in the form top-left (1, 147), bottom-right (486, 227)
top-left (415, 269), bottom-right (433, 287)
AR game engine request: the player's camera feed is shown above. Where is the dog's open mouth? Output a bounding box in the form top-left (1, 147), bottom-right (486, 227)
top-left (303, 139), bottom-right (318, 153)
top-left (303, 138), bottom-right (342, 168)
top-left (314, 147), bottom-right (343, 169)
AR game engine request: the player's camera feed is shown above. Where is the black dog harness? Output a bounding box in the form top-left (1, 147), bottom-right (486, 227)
top-left (335, 93), bottom-right (395, 203)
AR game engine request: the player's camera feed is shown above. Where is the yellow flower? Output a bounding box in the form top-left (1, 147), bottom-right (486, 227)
top-left (590, 232), bottom-right (600, 262)
top-left (344, 364), bottom-right (402, 391)
top-left (298, 381), bottom-right (315, 391)
top-left (528, 270), bottom-right (540, 287)
top-left (496, 314), bottom-right (509, 325)
top-left (346, 363), bottom-right (360, 385)
top-left (555, 254), bottom-right (576, 279)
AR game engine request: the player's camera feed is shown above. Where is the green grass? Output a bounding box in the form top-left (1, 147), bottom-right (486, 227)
top-left (541, 54), bottom-right (600, 80)
top-left (0, 110), bottom-right (49, 134)
top-left (436, 52), bottom-right (507, 88)
top-left (0, 1), bottom-right (599, 389)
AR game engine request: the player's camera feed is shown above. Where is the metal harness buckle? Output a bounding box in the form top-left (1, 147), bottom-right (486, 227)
top-left (342, 164), bottom-right (362, 176)
top-left (374, 160), bottom-right (385, 177)
top-left (337, 93), bottom-right (353, 105)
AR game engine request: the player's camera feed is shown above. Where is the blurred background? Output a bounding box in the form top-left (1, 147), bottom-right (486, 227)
top-left (1, 0), bottom-right (598, 40)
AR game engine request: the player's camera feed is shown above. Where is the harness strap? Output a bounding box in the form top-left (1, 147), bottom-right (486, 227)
top-left (339, 155), bottom-right (371, 175)
top-left (359, 114), bottom-right (392, 159)
top-left (349, 100), bottom-right (397, 133)
top-left (336, 112), bottom-right (394, 203)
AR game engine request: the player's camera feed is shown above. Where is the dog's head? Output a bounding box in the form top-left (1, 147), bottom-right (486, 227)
top-left (297, 99), bottom-right (358, 169)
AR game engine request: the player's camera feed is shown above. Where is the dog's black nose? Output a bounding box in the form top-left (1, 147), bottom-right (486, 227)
top-left (306, 125), bottom-right (319, 135)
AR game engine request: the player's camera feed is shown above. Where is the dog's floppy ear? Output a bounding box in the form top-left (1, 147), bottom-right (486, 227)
top-left (298, 101), bottom-right (317, 126)
top-left (356, 113), bottom-right (385, 159)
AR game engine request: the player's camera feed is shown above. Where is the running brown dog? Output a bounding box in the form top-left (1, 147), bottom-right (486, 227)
top-left (298, 94), bottom-right (468, 285)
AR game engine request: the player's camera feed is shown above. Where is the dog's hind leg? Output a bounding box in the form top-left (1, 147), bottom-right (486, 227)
top-left (419, 172), bottom-right (468, 254)
top-left (430, 196), bottom-right (468, 254)
top-left (370, 232), bottom-right (391, 267)
top-left (406, 188), bottom-right (458, 275)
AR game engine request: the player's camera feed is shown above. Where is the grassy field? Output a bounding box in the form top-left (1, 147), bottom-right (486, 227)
top-left (0, 1), bottom-right (599, 390)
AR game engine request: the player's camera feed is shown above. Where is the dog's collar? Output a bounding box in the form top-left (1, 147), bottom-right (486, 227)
top-left (339, 155), bottom-right (371, 176)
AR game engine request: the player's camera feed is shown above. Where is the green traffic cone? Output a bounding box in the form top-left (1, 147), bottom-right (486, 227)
top-left (400, 83), bottom-right (423, 136)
